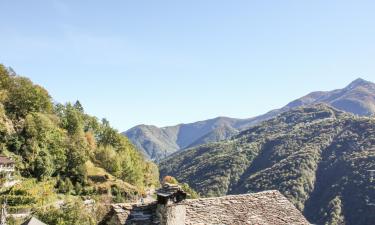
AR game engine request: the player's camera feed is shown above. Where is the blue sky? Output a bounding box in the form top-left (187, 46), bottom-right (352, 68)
top-left (1, 1), bottom-right (375, 130)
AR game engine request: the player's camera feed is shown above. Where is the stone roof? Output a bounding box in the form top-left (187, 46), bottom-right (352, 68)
top-left (183, 190), bottom-right (310, 225)
top-left (105, 190), bottom-right (310, 225)
top-left (157, 183), bottom-right (187, 204)
top-left (157, 183), bottom-right (182, 197)
top-left (0, 156), bottom-right (14, 165)
top-left (21, 217), bottom-right (47, 225)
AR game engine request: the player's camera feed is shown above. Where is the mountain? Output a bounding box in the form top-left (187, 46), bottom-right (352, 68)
top-left (283, 78), bottom-right (375, 115)
top-left (124, 78), bottom-right (375, 160)
top-left (124, 117), bottom-right (251, 161)
top-left (159, 104), bottom-right (375, 225)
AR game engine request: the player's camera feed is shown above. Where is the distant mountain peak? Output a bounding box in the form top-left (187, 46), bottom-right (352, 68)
top-left (345, 78), bottom-right (373, 90)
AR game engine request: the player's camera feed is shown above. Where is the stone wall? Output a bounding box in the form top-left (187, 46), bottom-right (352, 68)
top-left (156, 204), bottom-right (186, 225)
top-left (105, 203), bottom-right (158, 225)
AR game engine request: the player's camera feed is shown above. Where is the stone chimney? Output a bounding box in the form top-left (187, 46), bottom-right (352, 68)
top-left (155, 183), bottom-right (187, 225)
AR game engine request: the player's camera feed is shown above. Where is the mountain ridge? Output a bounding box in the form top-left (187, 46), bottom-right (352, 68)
top-left (124, 78), bottom-right (375, 160)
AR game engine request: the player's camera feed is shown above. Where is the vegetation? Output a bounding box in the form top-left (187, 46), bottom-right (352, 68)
top-left (159, 105), bottom-right (375, 225)
top-left (0, 65), bottom-right (159, 224)
top-left (34, 199), bottom-right (104, 225)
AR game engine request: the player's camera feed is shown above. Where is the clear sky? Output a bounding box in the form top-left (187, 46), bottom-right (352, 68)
top-left (1, 1), bottom-right (375, 130)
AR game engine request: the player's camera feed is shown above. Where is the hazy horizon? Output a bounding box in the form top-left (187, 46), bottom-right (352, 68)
top-left (1, 1), bottom-right (375, 130)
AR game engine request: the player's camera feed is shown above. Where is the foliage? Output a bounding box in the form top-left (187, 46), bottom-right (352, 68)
top-left (34, 200), bottom-right (97, 225)
top-left (0, 64), bottom-right (159, 222)
top-left (4, 76), bottom-right (52, 119)
top-left (324, 196), bottom-right (345, 225)
top-left (21, 113), bottom-right (67, 180)
top-left (0, 64), bottom-right (158, 188)
top-left (162, 175), bottom-right (178, 184)
top-left (180, 183), bottom-right (200, 199)
top-left (0, 178), bottom-right (57, 214)
top-left (95, 145), bottom-right (121, 175)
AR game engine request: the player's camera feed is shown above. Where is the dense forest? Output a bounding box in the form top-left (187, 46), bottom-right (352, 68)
top-left (159, 105), bottom-right (375, 225)
top-left (0, 65), bottom-right (159, 225)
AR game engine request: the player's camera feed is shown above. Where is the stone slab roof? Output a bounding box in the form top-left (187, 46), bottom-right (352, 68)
top-left (106, 190), bottom-right (310, 225)
top-left (183, 190), bottom-right (310, 225)
top-left (21, 217), bottom-right (47, 225)
top-left (0, 156), bottom-right (14, 165)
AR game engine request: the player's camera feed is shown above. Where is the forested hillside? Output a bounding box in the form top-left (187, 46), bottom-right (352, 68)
top-left (125, 78), bottom-right (375, 161)
top-left (159, 105), bottom-right (375, 225)
top-left (0, 65), bottom-right (158, 224)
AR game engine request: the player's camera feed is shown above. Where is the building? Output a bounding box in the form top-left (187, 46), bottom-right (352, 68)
top-left (0, 156), bottom-right (15, 181)
top-left (20, 217), bottom-right (47, 225)
top-left (102, 184), bottom-right (310, 225)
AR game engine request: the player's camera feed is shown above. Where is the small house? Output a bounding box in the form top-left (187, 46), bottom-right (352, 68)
top-left (21, 217), bottom-right (47, 225)
top-left (0, 156), bottom-right (15, 180)
top-left (104, 189), bottom-right (311, 225)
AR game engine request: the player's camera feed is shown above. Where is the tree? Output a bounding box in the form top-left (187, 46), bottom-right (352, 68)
top-left (73, 100), bottom-right (84, 113)
top-left (22, 113), bottom-right (67, 177)
top-left (34, 150), bottom-right (54, 181)
top-left (0, 103), bottom-right (14, 152)
top-left (95, 145), bottom-right (121, 175)
top-left (0, 65), bottom-right (12, 89)
top-left (63, 104), bottom-right (84, 135)
top-left (97, 119), bottom-right (122, 148)
top-left (162, 176), bottom-right (178, 185)
top-left (5, 77), bottom-right (53, 118)
top-left (65, 134), bottom-right (89, 184)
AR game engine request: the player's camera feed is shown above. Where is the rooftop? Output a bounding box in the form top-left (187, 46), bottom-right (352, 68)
top-left (0, 156), bottom-right (14, 165)
top-left (106, 190), bottom-right (310, 225)
top-left (21, 217), bottom-right (47, 225)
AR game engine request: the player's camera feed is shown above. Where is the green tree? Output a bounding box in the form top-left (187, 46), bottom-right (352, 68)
top-left (22, 113), bottom-right (67, 178)
top-left (73, 100), bottom-right (84, 113)
top-left (0, 65), bottom-right (12, 90)
top-left (95, 145), bottom-right (121, 175)
top-left (0, 65), bottom-right (12, 103)
top-left (97, 119), bottom-right (122, 148)
top-left (63, 103), bottom-right (84, 135)
top-left (65, 134), bottom-right (89, 184)
top-left (5, 76), bottom-right (53, 118)
top-left (34, 150), bottom-right (54, 181)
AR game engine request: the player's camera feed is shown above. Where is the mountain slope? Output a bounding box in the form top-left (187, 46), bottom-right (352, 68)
top-left (159, 104), bottom-right (375, 225)
top-left (124, 78), bottom-right (375, 160)
top-left (125, 124), bottom-right (180, 159)
top-left (284, 78), bottom-right (375, 115)
top-left (124, 117), bottom-right (247, 161)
